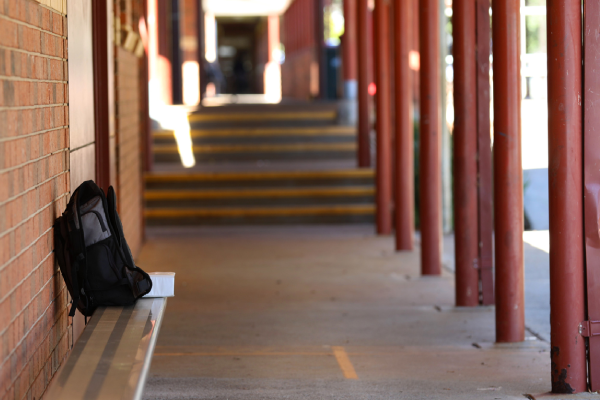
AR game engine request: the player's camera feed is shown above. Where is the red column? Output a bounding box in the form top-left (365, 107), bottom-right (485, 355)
top-left (584, 0), bottom-right (600, 393)
top-left (357, 0), bottom-right (371, 167)
top-left (393, 0), bottom-right (413, 250)
top-left (476, 0), bottom-right (494, 306)
top-left (180, 0), bottom-right (200, 106)
top-left (374, 0), bottom-right (393, 234)
top-left (419, 0), bottom-right (441, 274)
top-left (342, 0), bottom-right (358, 99)
top-left (453, 0), bottom-right (478, 305)
top-left (548, 0), bottom-right (586, 393)
top-left (492, 0), bottom-right (523, 342)
top-left (316, 0), bottom-right (326, 98)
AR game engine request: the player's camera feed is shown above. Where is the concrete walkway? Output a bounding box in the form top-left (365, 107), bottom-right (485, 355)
top-left (138, 226), bottom-right (573, 400)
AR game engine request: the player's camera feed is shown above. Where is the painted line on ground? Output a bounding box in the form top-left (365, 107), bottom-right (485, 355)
top-left (331, 346), bottom-right (359, 380)
top-left (154, 352), bottom-right (334, 356)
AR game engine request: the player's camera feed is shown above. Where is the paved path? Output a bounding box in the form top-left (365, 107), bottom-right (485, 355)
top-left (139, 226), bottom-right (562, 399)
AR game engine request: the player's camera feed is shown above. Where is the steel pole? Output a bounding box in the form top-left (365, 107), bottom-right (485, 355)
top-left (492, 0), bottom-right (524, 342)
top-left (419, 0), bottom-right (442, 275)
top-left (357, 0), bottom-right (371, 167)
top-left (342, 0), bottom-right (358, 99)
top-left (393, 0), bottom-right (414, 250)
top-left (374, 0), bottom-right (393, 235)
top-left (547, 0), bottom-right (586, 393)
top-left (583, 0), bottom-right (600, 393)
top-left (316, 0), bottom-right (326, 99)
top-left (452, 0), bottom-right (478, 305)
top-left (476, 0), bottom-right (494, 306)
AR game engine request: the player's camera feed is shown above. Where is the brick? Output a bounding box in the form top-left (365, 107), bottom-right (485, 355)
top-left (2, 80), bottom-right (14, 107)
top-left (0, 19), bottom-right (17, 48)
top-left (40, 6), bottom-right (50, 32)
top-left (0, 0), bottom-right (96, 397)
top-left (48, 59), bottom-right (61, 81)
top-left (0, 48), bottom-right (5, 76)
top-left (51, 11), bottom-right (62, 36)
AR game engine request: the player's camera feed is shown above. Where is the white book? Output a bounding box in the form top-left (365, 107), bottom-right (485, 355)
top-left (143, 272), bottom-right (175, 298)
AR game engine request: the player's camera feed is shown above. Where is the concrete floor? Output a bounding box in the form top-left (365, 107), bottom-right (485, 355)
top-left (138, 226), bottom-right (580, 400)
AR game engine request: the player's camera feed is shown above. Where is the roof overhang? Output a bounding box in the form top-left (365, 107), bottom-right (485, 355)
top-left (202, 0), bottom-right (293, 17)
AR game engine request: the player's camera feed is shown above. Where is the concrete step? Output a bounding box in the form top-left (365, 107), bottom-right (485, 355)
top-left (188, 109), bottom-right (337, 124)
top-left (153, 143), bottom-right (357, 163)
top-left (152, 126), bottom-right (356, 145)
top-left (144, 186), bottom-right (375, 208)
top-left (144, 204), bottom-right (375, 225)
top-left (145, 169), bottom-right (375, 190)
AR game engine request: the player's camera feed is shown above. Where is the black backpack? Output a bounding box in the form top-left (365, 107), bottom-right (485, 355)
top-left (54, 180), bottom-right (152, 317)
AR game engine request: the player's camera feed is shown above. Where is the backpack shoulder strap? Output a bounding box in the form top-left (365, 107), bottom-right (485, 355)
top-left (66, 187), bottom-right (87, 316)
top-left (106, 186), bottom-right (135, 266)
top-left (106, 186), bottom-right (153, 298)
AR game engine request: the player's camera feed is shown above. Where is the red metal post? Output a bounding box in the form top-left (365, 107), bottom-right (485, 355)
top-left (453, 0), bottom-right (478, 305)
top-left (547, 0), bottom-right (586, 393)
top-left (92, 0), bottom-right (111, 192)
top-left (374, 0), bottom-right (393, 235)
top-left (316, 0), bottom-right (326, 98)
top-left (197, 0), bottom-right (207, 101)
top-left (342, 0), bottom-right (358, 99)
top-left (410, 0), bottom-right (419, 101)
top-left (492, 0), bottom-right (523, 342)
top-left (357, 0), bottom-right (371, 167)
top-left (584, 0), bottom-right (600, 392)
top-left (476, 0), bottom-right (493, 305)
top-left (419, 0), bottom-right (441, 275)
top-left (368, 6), bottom-right (374, 91)
top-left (393, 0), bottom-right (413, 250)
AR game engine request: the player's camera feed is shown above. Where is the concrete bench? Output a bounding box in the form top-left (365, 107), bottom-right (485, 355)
top-left (44, 297), bottom-right (166, 400)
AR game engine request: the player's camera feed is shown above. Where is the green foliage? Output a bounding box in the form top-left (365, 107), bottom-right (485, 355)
top-left (324, 0), bottom-right (344, 45)
top-left (526, 15), bottom-right (546, 54)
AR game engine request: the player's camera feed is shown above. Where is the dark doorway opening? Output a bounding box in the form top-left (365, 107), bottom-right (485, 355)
top-left (216, 17), bottom-right (261, 94)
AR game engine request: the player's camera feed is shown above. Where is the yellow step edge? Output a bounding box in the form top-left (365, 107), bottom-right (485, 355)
top-left (144, 187), bottom-right (375, 200)
top-left (153, 143), bottom-right (357, 154)
top-left (188, 111), bottom-right (337, 122)
top-left (152, 126), bottom-right (356, 139)
top-left (145, 169), bottom-right (375, 182)
top-left (145, 205), bottom-right (376, 218)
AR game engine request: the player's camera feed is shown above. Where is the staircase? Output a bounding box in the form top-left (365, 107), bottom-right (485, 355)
top-left (144, 103), bottom-right (375, 225)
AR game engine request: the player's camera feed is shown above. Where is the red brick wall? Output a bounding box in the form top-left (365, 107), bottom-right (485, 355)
top-left (281, 0), bottom-right (318, 99)
top-left (0, 1), bottom-right (71, 399)
top-left (0, 0), bottom-right (148, 397)
top-left (281, 46), bottom-right (317, 99)
top-left (112, 0), bottom-right (145, 257)
top-left (115, 48), bottom-right (143, 257)
top-left (180, 0), bottom-right (198, 63)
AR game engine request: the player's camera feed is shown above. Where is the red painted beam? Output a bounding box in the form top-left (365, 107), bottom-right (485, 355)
top-left (393, 0), bottom-right (414, 250)
top-left (419, 0), bottom-right (441, 274)
top-left (492, 0), bottom-right (523, 342)
top-left (453, 0), bottom-right (478, 305)
top-left (548, 0), bottom-right (586, 393)
top-left (374, 0), bottom-right (393, 235)
top-left (357, 0), bottom-right (371, 167)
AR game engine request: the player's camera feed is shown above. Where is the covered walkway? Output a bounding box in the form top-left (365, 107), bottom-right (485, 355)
top-left (4, 0), bottom-right (600, 398)
top-left (140, 226), bottom-right (554, 399)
